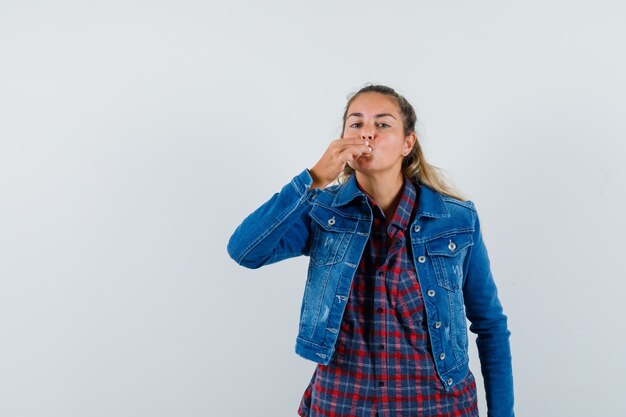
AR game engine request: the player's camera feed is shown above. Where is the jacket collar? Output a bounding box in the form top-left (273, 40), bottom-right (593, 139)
top-left (331, 174), bottom-right (450, 219)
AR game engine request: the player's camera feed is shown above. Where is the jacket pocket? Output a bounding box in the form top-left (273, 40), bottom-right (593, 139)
top-left (425, 232), bottom-right (473, 291)
top-left (308, 205), bottom-right (359, 266)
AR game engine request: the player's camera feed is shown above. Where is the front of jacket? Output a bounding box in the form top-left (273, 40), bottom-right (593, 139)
top-left (227, 168), bottom-right (514, 417)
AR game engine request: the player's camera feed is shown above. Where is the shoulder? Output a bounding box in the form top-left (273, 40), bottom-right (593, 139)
top-left (445, 195), bottom-right (477, 229)
top-left (307, 182), bottom-right (342, 207)
top-left (417, 181), bottom-right (477, 230)
top-left (441, 195), bottom-right (476, 215)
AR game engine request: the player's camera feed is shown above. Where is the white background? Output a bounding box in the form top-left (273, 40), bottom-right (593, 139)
top-left (1, 1), bottom-right (625, 416)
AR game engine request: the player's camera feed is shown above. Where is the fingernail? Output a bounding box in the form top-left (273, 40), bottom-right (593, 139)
top-left (368, 147), bottom-right (372, 152)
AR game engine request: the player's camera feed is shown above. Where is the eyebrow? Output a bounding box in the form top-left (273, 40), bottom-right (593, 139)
top-left (347, 112), bottom-right (397, 120)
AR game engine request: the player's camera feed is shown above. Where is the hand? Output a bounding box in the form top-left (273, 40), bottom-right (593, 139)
top-left (308, 136), bottom-right (372, 189)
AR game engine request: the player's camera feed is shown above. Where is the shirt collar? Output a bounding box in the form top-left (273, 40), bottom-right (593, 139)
top-left (332, 173), bottom-right (451, 220)
top-left (357, 177), bottom-right (416, 232)
top-left (391, 177), bottom-right (416, 230)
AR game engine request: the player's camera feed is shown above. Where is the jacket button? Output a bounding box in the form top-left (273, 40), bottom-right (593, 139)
top-left (447, 378), bottom-right (453, 385)
top-left (414, 224), bottom-right (421, 232)
top-left (439, 353), bottom-right (445, 360)
top-left (418, 256), bottom-right (426, 263)
top-left (448, 240), bottom-right (456, 251)
top-left (427, 289), bottom-right (436, 297)
top-left (327, 217), bottom-right (336, 226)
top-left (435, 321), bottom-right (441, 328)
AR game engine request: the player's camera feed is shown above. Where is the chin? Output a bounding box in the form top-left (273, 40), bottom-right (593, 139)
top-left (350, 158), bottom-right (399, 176)
top-left (351, 164), bottom-right (380, 175)
top-left (350, 155), bottom-right (374, 168)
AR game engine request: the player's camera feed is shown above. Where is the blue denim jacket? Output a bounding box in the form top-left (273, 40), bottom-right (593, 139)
top-left (227, 168), bottom-right (514, 417)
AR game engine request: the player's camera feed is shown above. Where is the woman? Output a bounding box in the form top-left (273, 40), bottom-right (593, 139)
top-left (227, 84), bottom-right (514, 417)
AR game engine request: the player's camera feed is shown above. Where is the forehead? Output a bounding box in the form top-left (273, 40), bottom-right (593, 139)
top-left (347, 92), bottom-right (400, 116)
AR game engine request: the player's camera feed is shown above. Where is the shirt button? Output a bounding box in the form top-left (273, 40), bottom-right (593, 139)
top-left (377, 307), bottom-right (384, 313)
top-left (435, 321), bottom-right (442, 329)
top-left (378, 344), bottom-right (385, 350)
top-left (447, 378), bottom-right (453, 386)
top-left (439, 353), bottom-right (446, 360)
top-left (418, 256), bottom-right (426, 263)
top-left (378, 381), bottom-right (385, 387)
top-left (414, 224), bottom-right (421, 232)
top-left (427, 289), bottom-right (436, 297)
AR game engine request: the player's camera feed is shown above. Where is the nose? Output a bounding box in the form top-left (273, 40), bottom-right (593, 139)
top-left (361, 126), bottom-right (374, 141)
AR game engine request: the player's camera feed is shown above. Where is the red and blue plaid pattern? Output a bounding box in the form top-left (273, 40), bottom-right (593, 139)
top-left (298, 177), bottom-right (478, 417)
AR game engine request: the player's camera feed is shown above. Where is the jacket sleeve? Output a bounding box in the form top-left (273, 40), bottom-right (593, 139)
top-left (462, 203), bottom-right (514, 417)
top-left (226, 168), bottom-right (317, 269)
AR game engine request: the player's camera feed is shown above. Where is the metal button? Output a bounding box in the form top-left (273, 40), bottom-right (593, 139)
top-left (327, 217), bottom-right (336, 226)
top-left (448, 240), bottom-right (456, 251)
top-left (427, 289), bottom-right (436, 297)
top-left (414, 224), bottom-right (421, 232)
top-left (447, 378), bottom-right (453, 385)
top-left (439, 353), bottom-right (445, 360)
top-left (418, 256), bottom-right (426, 263)
top-left (435, 321), bottom-right (441, 329)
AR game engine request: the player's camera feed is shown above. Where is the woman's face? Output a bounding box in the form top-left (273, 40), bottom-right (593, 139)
top-left (343, 92), bottom-right (415, 177)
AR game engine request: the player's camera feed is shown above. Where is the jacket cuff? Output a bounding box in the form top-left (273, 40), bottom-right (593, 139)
top-left (291, 168), bottom-right (315, 196)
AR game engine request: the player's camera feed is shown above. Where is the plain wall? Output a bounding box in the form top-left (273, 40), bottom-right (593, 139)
top-left (1, 1), bottom-right (625, 416)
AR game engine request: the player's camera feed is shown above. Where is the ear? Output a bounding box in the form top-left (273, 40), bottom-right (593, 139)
top-left (403, 132), bottom-right (417, 155)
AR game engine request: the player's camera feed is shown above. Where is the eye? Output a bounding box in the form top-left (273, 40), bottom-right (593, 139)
top-left (377, 122), bottom-right (390, 128)
top-left (349, 122), bottom-right (362, 128)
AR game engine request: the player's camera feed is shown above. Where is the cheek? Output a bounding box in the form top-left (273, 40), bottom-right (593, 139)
top-left (379, 138), bottom-right (404, 154)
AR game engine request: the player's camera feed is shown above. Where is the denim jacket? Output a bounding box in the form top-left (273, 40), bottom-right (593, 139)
top-left (227, 168), bottom-right (514, 417)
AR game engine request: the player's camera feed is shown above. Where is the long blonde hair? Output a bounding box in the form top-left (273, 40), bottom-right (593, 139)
top-left (337, 84), bottom-right (468, 202)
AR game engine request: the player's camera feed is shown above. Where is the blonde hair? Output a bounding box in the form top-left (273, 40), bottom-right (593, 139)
top-left (337, 84), bottom-right (468, 202)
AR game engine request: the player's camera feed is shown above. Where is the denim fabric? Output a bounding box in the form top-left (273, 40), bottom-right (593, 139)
top-left (227, 168), bottom-right (514, 417)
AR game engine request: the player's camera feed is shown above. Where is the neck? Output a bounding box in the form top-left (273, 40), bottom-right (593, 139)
top-left (356, 170), bottom-right (405, 220)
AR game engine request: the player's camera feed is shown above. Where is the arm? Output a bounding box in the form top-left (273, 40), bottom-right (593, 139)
top-left (462, 204), bottom-right (514, 417)
top-left (227, 137), bottom-right (372, 269)
top-left (226, 168), bottom-right (318, 269)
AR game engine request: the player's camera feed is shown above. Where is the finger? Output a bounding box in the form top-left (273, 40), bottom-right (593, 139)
top-left (341, 136), bottom-right (367, 145)
top-left (337, 150), bottom-right (352, 164)
top-left (350, 143), bottom-right (373, 155)
top-left (335, 143), bottom-right (371, 160)
top-left (339, 145), bottom-right (371, 162)
top-left (335, 137), bottom-right (369, 152)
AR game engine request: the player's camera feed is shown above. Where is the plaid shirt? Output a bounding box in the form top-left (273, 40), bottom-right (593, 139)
top-left (298, 177), bottom-right (478, 417)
